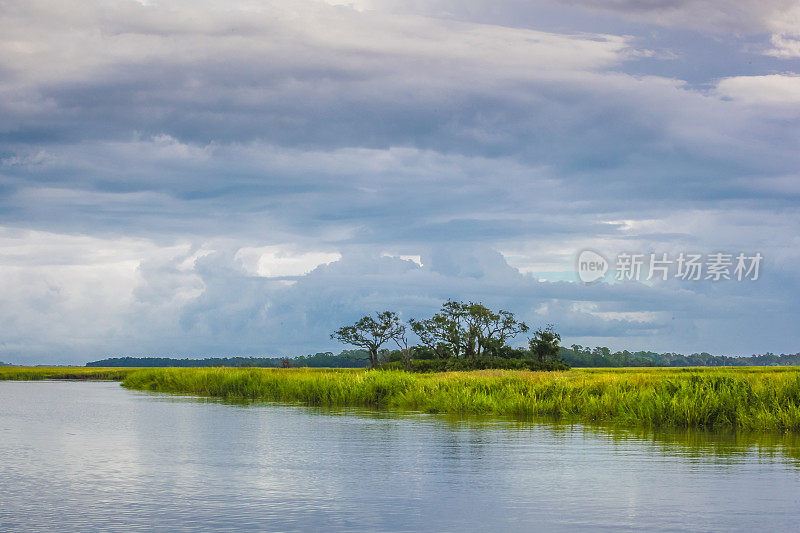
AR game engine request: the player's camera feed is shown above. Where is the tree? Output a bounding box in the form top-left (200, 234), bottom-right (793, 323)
top-left (464, 303), bottom-right (528, 357)
top-left (392, 322), bottom-right (414, 371)
top-left (410, 300), bottom-right (470, 359)
top-left (411, 301), bottom-right (528, 359)
top-left (331, 311), bottom-right (404, 369)
top-left (529, 324), bottom-right (562, 363)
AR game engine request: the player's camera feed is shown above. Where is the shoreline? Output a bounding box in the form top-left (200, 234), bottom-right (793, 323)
top-left (6, 366), bottom-right (799, 432)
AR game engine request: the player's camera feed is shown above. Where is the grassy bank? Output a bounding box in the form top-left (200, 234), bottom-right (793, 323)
top-left (120, 366), bottom-right (800, 431)
top-left (0, 367), bottom-right (137, 381)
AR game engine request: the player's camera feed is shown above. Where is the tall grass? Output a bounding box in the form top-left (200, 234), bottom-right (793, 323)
top-left (121, 366), bottom-right (800, 431)
top-left (0, 367), bottom-right (137, 381)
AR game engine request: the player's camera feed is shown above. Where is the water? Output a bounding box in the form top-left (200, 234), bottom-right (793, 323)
top-left (2, 382), bottom-right (800, 532)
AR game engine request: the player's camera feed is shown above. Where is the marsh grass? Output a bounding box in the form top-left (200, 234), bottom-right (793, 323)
top-left (0, 366), bottom-right (136, 381)
top-left (6, 365), bottom-right (800, 431)
top-left (120, 366), bottom-right (800, 431)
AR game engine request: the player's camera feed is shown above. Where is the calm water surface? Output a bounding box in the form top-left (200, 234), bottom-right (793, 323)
top-left (2, 381), bottom-right (800, 532)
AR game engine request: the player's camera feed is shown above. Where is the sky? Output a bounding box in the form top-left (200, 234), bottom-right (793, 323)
top-left (1, 0), bottom-right (799, 364)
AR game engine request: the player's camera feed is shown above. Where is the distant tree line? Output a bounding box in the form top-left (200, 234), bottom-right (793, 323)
top-left (86, 351), bottom-right (370, 368)
top-left (87, 348), bottom-right (800, 369)
top-left (561, 345), bottom-right (800, 367)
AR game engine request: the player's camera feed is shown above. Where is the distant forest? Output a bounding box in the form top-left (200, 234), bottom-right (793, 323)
top-left (86, 350), bottom-right (371, 368)
top-left (87, 347), bottom-right (800, 368)
top-left (561, 346), bottom-right (800, 367)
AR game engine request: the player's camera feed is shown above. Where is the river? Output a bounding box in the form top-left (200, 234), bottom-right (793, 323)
top-left (1, 381), bottom-right (799, 531)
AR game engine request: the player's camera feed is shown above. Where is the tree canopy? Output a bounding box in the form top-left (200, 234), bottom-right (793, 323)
top-left (409, 300), bottom-right (528, 359)
top-left (330, 311), bottom-right (404, 369)
top-left (529, 325), bottom-right (561, 363)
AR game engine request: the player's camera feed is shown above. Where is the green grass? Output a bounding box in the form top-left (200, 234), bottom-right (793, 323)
top-left (118, 366), bottom-right (800, 431)
top-left (0, 366), bottom-right (137, 381)
top-left (7, 365), bottom-right (800, 431)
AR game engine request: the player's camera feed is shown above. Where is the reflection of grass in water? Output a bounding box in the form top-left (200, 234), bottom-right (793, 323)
top-left (7, 365), bottom-right (800, 462)
top-left (137, 389), bottom-right (800, 464)
top-left (120, 366), bottom-right (800, 432)
top-left (0, 366), bottom-right (136, 381)
top-left (585, 425), bottom-right (800, 465)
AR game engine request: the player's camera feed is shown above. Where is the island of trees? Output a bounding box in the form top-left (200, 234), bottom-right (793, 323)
top-left (330, 301), bottom-right (564, 371)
